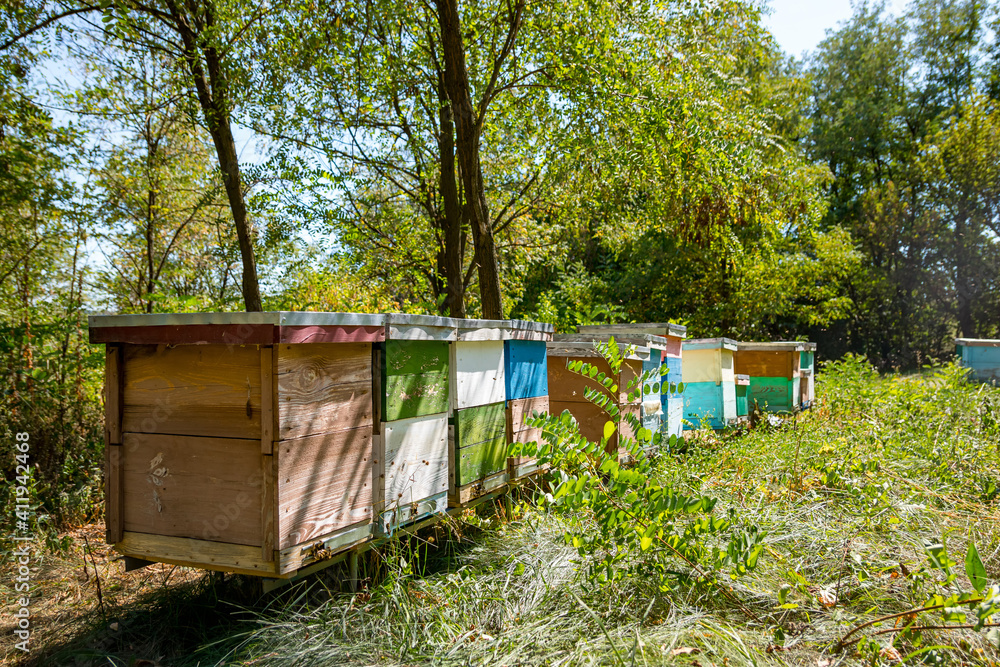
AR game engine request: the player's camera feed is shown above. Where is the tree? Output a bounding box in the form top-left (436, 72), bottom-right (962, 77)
top-left (2, 0), bottom-right (274, 311)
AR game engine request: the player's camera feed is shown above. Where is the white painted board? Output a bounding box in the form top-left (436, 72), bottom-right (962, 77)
top-left (449, 340), bottom-right (506, 410)
top-left (377, 414), bottom-right (449, 523)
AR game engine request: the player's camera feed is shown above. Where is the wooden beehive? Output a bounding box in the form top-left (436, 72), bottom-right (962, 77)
top-left (547, 336), bottom-right (646, 459)
top-left (577, 323), bottom-right (687, 440)
top-left (681, 338), bottom-right (738, 430)
top-left (735, 374), bottom-right (750, 422)
top-left (504, 320), bottom-right (554, 480)
top-left (799, 343), bottom-right (817, 409)
top-left (447, 319), bottom-right (508, 505)
top-left (734, 341), bottom-right (804, 414)
top-left (373, 314), bottom-right (456, 536)
top-left (955, 339), bottom-right (1000, 384)
top-left (89, 312), bottom-right (384, 579)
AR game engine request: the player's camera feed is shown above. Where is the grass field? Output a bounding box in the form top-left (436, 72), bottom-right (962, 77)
top-left (3, 356), bottom-right (1000, 666)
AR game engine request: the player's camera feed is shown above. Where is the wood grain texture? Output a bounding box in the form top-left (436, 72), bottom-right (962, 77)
top-left (122, 344), bottom-right (261, 439)
top-left (377, 490), bottom-right (448, 536)
top-left (378, 414), bottom-right (449, 516)
top-left (450, 470), bottom-right (508, 506)
top-left (450, 340), bottom-right (506, 410)
top-left (506, 396), bottom-right (550, 435)
top-left (90, 324), bottom-right (276, 346)
top-left (276, 426), bottom-right (373, 549)
top-left (278, 325), bottom-right (384, 344)
top-left (105, 345), bottom-right (123, 445)
top-left (276, 343), bottom-right (373, 439)
top-left (106, 444), bottom-right (123, 544)
top-left (546, 356), bottom-right (615, 403)
top-left (454, 401), bottom-right (506, 448)
top-left (734, 349), bottom-right (796, 379)
top-left (261, 346), bottom-right (274, 454)
top-left (117, 531), bottom-right (278, 577)
top-left (383, 340), bottom-right (449, 376)
top-left (504, 340), bottom-right (548, 400)
top-left (381, 371), bottom-right (449, 421)
top-left (262, 453), bottom-right (274, 561)
top-left (455, 435), bottom-right (508, 487)
top-left (122, 432), bottom-right (263, 546)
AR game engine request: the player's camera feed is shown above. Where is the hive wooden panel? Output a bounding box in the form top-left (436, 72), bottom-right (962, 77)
top-left (117, 532), bottom-right (277, 577)
top-left (507, 395), bottom-right (550, 433)
top-left (121, 432), bottom-right (263, 547)
top-left (455, 436), bottom-right (508, 487)
top-left (381, 371), bottom-right (449, 421)
top-left (505, 340), bottom-right (548, 400)
top-left (383, 340), bottom-right (449, 376)
top-left (122, 344), bottom-right (261, 439)
top-left (547, 357), bottom-right (616, 403)
top-left (747, 377), bottom-right (798, 413)
top-left (736, 374), bottom-right (750, 419)
top-left (275, 343), bottom-right (372, 439)
top-left (275, 426), bottom-right (372, 549)
top-left (450, 340), bottom-right (506, 410)
top-left (682, 348), bottom-right (735, 384)
top-left (376, 413), bottom-right (449, 516)
top-left (453, 401), bottom-right (507, 448)
top-left (734, 350), bottom-right (793, 379)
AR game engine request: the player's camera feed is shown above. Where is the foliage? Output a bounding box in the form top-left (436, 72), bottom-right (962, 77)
top-left (515, 337), bottom-right (766, 596)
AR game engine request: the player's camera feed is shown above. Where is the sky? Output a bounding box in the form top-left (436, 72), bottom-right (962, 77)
top-left (762, 0), bottom-right (909, 60)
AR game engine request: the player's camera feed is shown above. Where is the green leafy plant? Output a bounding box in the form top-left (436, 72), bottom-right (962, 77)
top-left (512, 337), bottom-right (765, 606)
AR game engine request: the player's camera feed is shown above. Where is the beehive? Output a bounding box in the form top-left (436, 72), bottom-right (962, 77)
top-left (374, 314), bottom-right (457, 536)
top-left (89, 312), bottom-right (384, 579)
top-left (504, 320), bottom-right (554, 479)
top-left (734, 341), bottom-right (804, 414)
top-left (447, 319), bottom-right (508, 505)
top-left (735, 374), bottom-right (750, 422)
top-left (577, 323), bottom-right (686, 440)
top-left (546, 336), bottom-right (647, 458)
top-left (799, 343), bottom-right (817, 409)
top-left (681, 338), bottom-right (738, 430)
top-left (955, 338), bottom-right (1000, 384)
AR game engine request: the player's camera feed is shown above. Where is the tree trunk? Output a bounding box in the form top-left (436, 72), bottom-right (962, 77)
top-left (435, 0), bottom-right (504, 319)
top-left (204, 80), bottom-right (263, 312)
top-left (955, 207), bottom-right (975, 337)
top-left (437, 81), bottom-right (467, 318)
top-left (165, 0), bottom-right (263, 312)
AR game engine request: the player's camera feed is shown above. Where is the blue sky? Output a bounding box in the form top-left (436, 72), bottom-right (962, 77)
top-left (763, 0), bottom-right (909, 59)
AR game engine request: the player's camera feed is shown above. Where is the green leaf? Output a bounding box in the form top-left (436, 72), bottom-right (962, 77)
top-left (603, 420), bottom-right (616, 440)
top-left (965, 541), bottom-right (987, 594)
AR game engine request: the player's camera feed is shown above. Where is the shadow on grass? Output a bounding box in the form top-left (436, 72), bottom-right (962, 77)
top-left (27, 510), bottom-right (498, 667)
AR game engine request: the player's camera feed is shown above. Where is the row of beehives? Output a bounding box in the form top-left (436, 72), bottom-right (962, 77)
top-left (955, 338), bottom-right (1000, 384)
top-left (561, 325), bottom-right (816, 434)
top-left (87, 312), bottom-right (814, 581)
